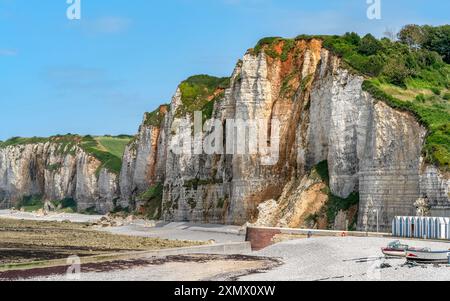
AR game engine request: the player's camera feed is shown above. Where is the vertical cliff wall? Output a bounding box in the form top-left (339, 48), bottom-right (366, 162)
top-left (119, 105), bottom-right (168, 210)
top-left (0, 142), bottom-right (119, 213)
top-left (1, 38), bottom-right (448, 229)
top-left (122, 38), bottom-right (449, 231)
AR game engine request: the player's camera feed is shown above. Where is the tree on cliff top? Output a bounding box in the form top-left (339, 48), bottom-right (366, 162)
top-left (399, 24), bottom-right (450, 63)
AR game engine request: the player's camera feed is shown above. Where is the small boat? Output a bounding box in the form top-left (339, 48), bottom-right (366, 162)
top-left (381, 240), bottom-right (410, 257)
top-left (406, 249), bottom-right (450, 264)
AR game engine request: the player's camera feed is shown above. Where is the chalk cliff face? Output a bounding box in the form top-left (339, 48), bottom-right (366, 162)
top-left (124, 39), bottom-right (449, 231)
top-left (420, 165), bottom-right (450, 216)
top-left (1, 38), bottom-right (448, 230)
top-left (119, 105), bottom-right (168, 208)
top-left (0, 143), bottom-right (118, 213)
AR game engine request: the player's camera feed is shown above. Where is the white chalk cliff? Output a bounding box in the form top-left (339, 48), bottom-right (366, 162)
top-left (1, 39), bottom-right (448, 231)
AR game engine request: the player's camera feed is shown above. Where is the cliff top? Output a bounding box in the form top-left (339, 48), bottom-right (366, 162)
top-left (176, 75), bottom-right (230, 119)
top-left (144, 105), bottom-right (169, 127)
top-left (2, 25), bottom-right (448, 173)
top-left (250, 26), bottom-right (450, 171)
top-left (0, 134), bottom-right (132, 174)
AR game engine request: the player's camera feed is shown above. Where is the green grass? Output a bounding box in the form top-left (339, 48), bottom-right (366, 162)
top-left (363, 79), bottom-right (450, 170)
top-left (202, 91), bottom-right (225, 122)
top-left (176, 75), bottom-right (230, 118)
top-left (253, 37), bottom-right (282, 54)
top-left (0, 137), bottom-right (49, 148)
top-left (0, 135), bottom-right (82, 154)
top-left (325, 193), bottom-right (359, 227)
top-left (79, 136), bottom-right (128, 175)
top-left (94, 136), bottom-right (132, 159)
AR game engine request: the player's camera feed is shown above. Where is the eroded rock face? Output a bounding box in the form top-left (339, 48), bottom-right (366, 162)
top-left (148, 39), bottom-right (447, 229)
top-left (251, 169), bottom-right (329, 229)
top-left (0, 143), bottom-right (118, 213)
top-left (157, 40), bottom-right (326, 224)
top-left (120, 39), bottom-right (448, 230)
top-left (308, 67), bottom-right (372, 198)
top-left (307, 63), bottom-right (434, 231)
top-left (2, 39), bottom-right (448, 227)
top-left (420, 165), bottom-right (450, 217)
top-left (119, 106), bottom-right (168, 208)
top-left (358, 102), bottom-right (428, 231)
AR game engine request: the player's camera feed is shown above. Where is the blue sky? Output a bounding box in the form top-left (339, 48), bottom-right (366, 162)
top-left (0, 0), bottom-right (449, 140)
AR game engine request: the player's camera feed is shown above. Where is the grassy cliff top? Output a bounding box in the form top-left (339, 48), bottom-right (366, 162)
top-left (252, 25), bottom-right (450, 171)
top-left (176, 74), bottom-right (230, 119)
top-left (144, 105), bottom-right (169, 127)
top-left (0, 134), bottom-right (132, 174)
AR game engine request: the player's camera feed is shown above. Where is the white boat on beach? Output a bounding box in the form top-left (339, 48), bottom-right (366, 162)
top-left (381, 240), bottom-right (426, 258)
top-left (406, 249), bottom-right (450, 264)
top-left (381, 241), bottom-right (410, 257)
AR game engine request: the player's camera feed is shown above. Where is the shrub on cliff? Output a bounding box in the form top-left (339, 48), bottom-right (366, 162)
top-left (346, 53), bottom-right (384, 77)
top-left (144, 105), bottom-right (168, 127)
top-left (253, 37), bottom-right (282, 54)
top-left (137, 184), bottom-right (164, 219)
top-left (252, 37), bottom-right (300, 62)
top-left (343, 32), bottom-right (361, 46)
top-left (177, 75), bottom-right (230, 118)
top-left (382, 56), bottom-right (414, 86)
top-left (358, 34), bottom-right (382, 55)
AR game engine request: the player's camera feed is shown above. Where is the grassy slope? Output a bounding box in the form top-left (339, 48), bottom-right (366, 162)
top-left (143, 105), bottom-right (168, 127)
top-left (176, 75), bottom-right (230, 120)
top-left (252, 32), bottom-right (450, 171)
top-left (94, 136), bottom-right (132, 159)
top-left (0, 135), bottom-right (132, 174)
